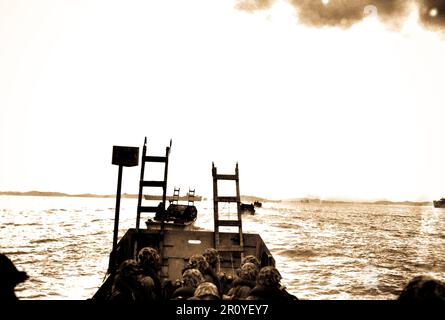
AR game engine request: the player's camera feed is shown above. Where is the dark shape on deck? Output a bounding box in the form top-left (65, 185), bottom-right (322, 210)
top-left (153, 204), bottom-right (197, 225)
top-left (149, 187), bottom-right (198, 227)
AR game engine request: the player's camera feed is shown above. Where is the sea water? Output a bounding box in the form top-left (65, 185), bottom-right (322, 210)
top-left (1, 195), bottom-right (444, 300)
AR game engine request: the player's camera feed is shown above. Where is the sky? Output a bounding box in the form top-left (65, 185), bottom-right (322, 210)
top-left (1, 0), bottom-right (445, 202)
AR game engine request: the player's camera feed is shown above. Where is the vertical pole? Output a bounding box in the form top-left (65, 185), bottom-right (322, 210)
top-left (110, 164), bottom-right (123, 275)
top-left (136, 137), bottom-right (147, 231)
top-left (212, 162), bottom-right (219, 247)
top-left (235, 162), bottom-right (243, 257)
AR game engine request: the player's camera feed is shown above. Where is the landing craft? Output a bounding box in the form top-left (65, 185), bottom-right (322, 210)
top-left (92, 138), bottom-right (276, 299)
top-left (433, 197), bottom-right (445, 208)
top-left (240, 203), bottom-right (255, 215)
top-left (254, 201), bottom-right (262, 208)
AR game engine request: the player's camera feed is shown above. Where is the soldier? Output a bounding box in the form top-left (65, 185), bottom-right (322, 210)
top-left (240, 255), bottom-right (261, 270)
top-left (172, 268), bottom-right (205, 300)
top-left (226, 262), bottom-right (258, 300)
top-left (137, 247), bottom-right (162, 300)
top-left (246, 266), bottom-right (298, 301)
top-left (203, 248), bottom-right (220, 273)
top-left (186, 254), bottom-right (221, 295)
top-left (398, 275), bottom-right (445, 301)
top-left (0, 253), bottom-right (28, 301)
top-left (109, 259), bottom-right (152, 301)
top-left (192, 282), bottom-right (220, 300)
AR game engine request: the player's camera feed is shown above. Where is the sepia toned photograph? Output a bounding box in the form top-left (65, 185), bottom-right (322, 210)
top-left (1, 0), bottom-right (445, 307)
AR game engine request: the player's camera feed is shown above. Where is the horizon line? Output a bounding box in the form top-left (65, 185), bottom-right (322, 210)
top-left (0, 190), bottom-right (434, 204)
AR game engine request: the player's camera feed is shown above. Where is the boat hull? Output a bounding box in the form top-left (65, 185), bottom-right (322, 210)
top-left (433, 201), bottom-right (445, 208)
top-left (240, 203), bottom-right (255, 215)
top-left (145, 219), bottom-right (195, 230)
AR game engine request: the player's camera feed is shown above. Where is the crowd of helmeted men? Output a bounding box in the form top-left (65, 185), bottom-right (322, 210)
top-left (2, 251), bottom-right (445, 301)
top-left (108, 247), bottom-right (298, 301)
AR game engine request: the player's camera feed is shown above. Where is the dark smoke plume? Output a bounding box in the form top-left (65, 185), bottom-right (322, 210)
top-left (236, 0), bottom-right (445, 30)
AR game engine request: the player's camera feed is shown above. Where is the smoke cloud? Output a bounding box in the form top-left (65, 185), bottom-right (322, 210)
top-left (236, 0), bottom-right (445, 30)
top-left (418, 0), bottom-right (445, 28)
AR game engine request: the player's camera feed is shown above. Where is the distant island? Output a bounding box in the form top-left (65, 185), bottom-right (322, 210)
top-left (0, 191), bottom-right (117, 198)
top-left (239, 195), bottom-right (276, 203)
top-left (0, 191), bottom-right (253, 203)
top-left (144, 194), bottom-right (203, 201)
top-left (0, 191), bottom-right (432, 206)
top-left (282, 198), bottom-right (431, 207)
top-left (0, 191), bottom-right (203, 201)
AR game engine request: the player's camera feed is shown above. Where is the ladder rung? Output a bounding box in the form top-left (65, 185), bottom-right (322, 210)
top-left (217, 220), bottom-right (241, 227)
top-left (138, 206), bottom-right (159, 213)
top-left (141, 181), bottom-right (166, 188)
top-left (215, 174), bottom-right (237, 180)
top-left (143, 156), bottom-right (167, 163)
top-left (216, 246), bottom-right (244, 252)
top-left (216, 196), bottom-right (238, 202)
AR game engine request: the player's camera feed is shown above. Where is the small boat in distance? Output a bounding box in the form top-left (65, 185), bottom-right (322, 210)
top-left (254, 201), bottom-right (262, 208)
top-left (240, 202), bottom-right (255, 215)
top-left (144, 194), bottom-right (202, 201)
top-left (433, 198), bottom-right (445, 208)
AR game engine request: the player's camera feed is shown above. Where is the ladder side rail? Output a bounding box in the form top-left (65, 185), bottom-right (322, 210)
top-left (161, 141), bottom-right (172, 227)
top-left (159, 139), bottom-right (172, 279)
top-left (173, 187), bottom-right (180, 204)
top-left (188, 188), bottom-right (195, 205)
top-left (212, 162), bottom-right (244, 255)
top-left (235, 162), bottom-right (244, 249)
top-left (212, 163), bottom-right (220, 246)
top-left (136, 137), bottom-right (148, 231)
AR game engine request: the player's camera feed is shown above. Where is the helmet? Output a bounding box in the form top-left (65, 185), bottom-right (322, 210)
top-left (398, 276), bottom-right (445, 301)
top-left (137, 247), bottom-right (161, 271)
top-left (0, 253), bottom-right (28, 285)
top-left (203, 248), bottom-right (220, 268)
top-left (117, 259), bottom-right (141, 279)
top-left (241, 255), bottom-right (260, 269)
top-left (257, 266), bottom-right (282, 287)
top-left (182, 268), bottom-right (205, 288)
top-left (194, 282), bottom-right (219, 298)
top-left (238, 262), bottom-right (258, 282)
top-left (188, 254), bottom-right (209, 274)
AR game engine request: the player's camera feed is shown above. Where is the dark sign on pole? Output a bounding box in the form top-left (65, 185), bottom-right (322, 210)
top-left (112, 146), bottom-right (139, 167)
top-left (108, 145), bottom-right (139, 275)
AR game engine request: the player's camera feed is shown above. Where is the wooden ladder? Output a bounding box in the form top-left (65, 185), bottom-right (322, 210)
top-left (172, 187), bottom-right (180, 205)
top-left (188, 188), bottom-right (195, 206)
top-left (136, 137), bottom-right (172, 231)
top-left (212, 162), bottom-right (244, 254)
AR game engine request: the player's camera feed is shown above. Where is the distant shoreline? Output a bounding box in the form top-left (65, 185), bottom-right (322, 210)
top-left (0, 191), bottom-right (118, 198)
top-left (0, 191), bottom-right (203, 201)
top-left (0, 191), bottom-right (433, 206)
top-left (281, 198), bottom-right (432, 207)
